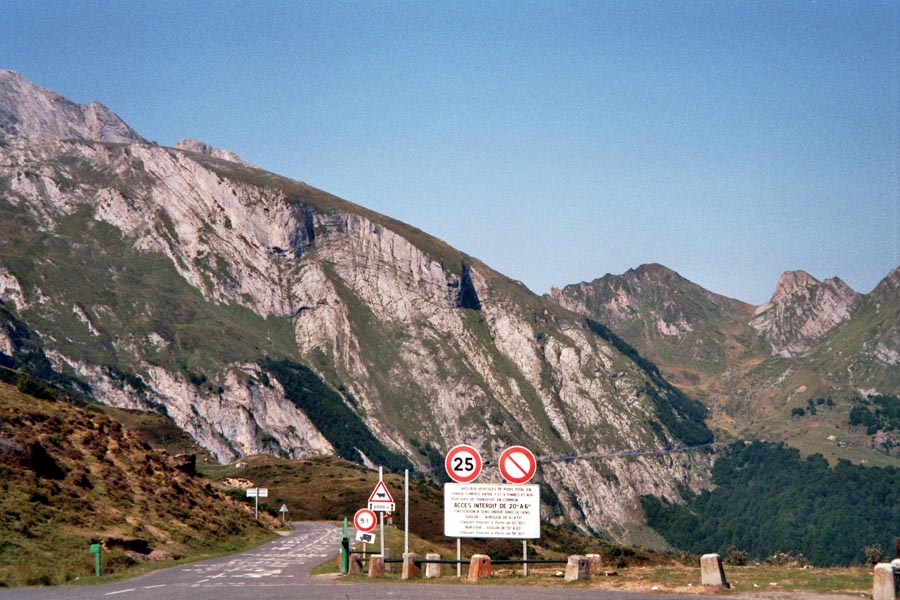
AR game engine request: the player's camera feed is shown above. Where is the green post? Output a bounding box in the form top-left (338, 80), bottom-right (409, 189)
top-left (89, 544), bottom-right (101, 577)
top-left (340, 517), bottom-right (350, 574)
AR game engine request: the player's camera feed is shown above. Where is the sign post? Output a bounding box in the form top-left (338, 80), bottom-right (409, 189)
top-left (246, 487), bottom-right (269, 519)
top-left (89, 543), bottom-right (101, 577)
top-left (368, 467), bottom-right (394, 559)
top-left (279, 503), bottom-right (289, 525)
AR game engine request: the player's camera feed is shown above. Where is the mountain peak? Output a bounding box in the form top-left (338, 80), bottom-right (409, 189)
top-left (751, 270), bottom-right (861, 356)
top-left (0, 70), bottom-right (146, 144)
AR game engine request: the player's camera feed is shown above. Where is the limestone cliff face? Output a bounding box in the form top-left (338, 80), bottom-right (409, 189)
top-left (0, 70), bottom-right (145, 144)
top-left (0, 73), bottom-right (714, 540)
top-left (750, 271), bottom-right (861, 357)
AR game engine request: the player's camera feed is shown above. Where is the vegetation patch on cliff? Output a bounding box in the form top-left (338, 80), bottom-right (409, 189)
top-left (259, 357), bottom-right (412, 472)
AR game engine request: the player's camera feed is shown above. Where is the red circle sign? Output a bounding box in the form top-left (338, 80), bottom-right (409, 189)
top-left (445, 444), bottom-right (483, 483)
top-left (353, 508), bottom-right (377, 532)
top-left (499, 445), bottom-right (537, 484)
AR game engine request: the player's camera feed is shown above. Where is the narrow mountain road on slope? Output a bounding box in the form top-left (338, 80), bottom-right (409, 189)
top-left (537, 442), bottom-right (720, 464)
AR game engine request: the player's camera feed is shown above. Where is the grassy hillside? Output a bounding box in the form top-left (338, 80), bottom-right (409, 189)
top-left (0, 372), bottom-right (274, 587)
top-left (199, 453), bottom-right (621, 559)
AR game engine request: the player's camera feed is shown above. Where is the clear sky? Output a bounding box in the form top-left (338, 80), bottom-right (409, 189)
top-left (4, 1), bottom-right (897, 304)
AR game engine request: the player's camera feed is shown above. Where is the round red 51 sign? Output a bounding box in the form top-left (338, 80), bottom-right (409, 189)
top-left (354, 508), bottom-right (377, 532)
top-left (445, 444), bottom-right (482, 483)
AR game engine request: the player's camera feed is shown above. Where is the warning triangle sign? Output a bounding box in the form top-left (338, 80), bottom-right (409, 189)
top-left (368, 480), bottom-right (394, 503)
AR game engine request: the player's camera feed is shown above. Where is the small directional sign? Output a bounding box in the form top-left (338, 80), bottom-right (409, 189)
top-left (245, 487), bottom-right (268, 498)
top-left (367, 480), bottom-right (395, 513)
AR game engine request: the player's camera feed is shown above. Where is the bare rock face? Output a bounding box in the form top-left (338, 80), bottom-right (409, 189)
top-left (175, 138), bottom-right (255, 168)
top-left (0, 70), bottom-right (146, 144)
top-left (751, 271), bottom-right (861, 357)
top-left (0, 72), bottom-right (716, 542)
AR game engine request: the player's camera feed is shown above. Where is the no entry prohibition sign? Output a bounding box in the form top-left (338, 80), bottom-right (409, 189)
top-left (499, 445), bottom-right (537, 484)
top-left (445, 444), bottom-right (483, 483)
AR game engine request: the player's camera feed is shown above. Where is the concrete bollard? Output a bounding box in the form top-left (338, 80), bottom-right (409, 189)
top-left (368, 554), bottom-right (384, 578)
top-left (468, 554), bottom-right (492, 582)
top-left (425, 553), bottom-right (442, 578)
top-left (402, 553), bottom-right (421, 580)
top-left (586, 553), bottom-right (603, 576)
top-left (700, 553), bottom-right (730, 588)
top-left (565, 555), bottom-right (590, 582)
top-left (872, 563), bottom-right (897, 600)
top-left (383, 547), bottom-right (392, 572)
top-left (348, 554), bottom-right (363, 573)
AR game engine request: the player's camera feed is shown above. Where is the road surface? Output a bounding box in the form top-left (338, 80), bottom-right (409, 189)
top-left (0, 522), bottom-right (719, 600)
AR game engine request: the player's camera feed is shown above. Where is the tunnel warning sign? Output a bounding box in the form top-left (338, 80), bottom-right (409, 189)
top-left (444, 483), bottom-right (540, 539)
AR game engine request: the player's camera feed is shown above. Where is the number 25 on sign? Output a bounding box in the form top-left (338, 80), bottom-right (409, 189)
top-left (445, 444), bottom-right (483, 483)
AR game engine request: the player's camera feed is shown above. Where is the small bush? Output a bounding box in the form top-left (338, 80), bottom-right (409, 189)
top-left (725, 545), bottom-right (749, 566)
top-left (862, 544), bottom-right (885, 566)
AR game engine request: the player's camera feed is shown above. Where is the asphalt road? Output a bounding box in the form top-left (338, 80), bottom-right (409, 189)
top-left (0, 522), bottom-right (719, 600)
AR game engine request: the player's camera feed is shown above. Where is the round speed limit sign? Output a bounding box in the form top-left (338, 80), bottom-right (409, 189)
top-left (445, 444), bottom-right (483, 483)
top-left (354, 508), bottom-right (377, 533)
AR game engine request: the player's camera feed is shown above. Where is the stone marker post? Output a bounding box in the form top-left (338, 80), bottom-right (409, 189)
top-left (402, 553), bottom-right (421, 580)
top-left (700, 553), bottom-right (730, 588)
top-left (425, 553), bottom-right (442, 578)
top-left (872, 563), bottom-right (897, 600)
top-left (368, 554), bottom-right (384, 578)
top-left (468, 554), bottom-right (492, 582)
top-left (564, 555), bottom-right (590, 581)
top-left (586, 553), bottom-right (603, 576)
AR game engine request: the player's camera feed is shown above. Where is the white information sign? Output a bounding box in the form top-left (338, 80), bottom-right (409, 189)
top-left (356, 531), bottom-right (376, 544)
top-left (444, 483), bottom-right (540, 539)
top-left (246, 487), bottom-right (268, 498)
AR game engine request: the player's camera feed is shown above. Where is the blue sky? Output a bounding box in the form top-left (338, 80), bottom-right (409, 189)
top-left (4, 1), bottom-right (897, 304)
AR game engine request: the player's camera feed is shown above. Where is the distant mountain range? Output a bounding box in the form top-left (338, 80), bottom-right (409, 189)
top-left (549, 263), bottom-right (900, 461)
top-left (0, 70), bottom-right (719, 544)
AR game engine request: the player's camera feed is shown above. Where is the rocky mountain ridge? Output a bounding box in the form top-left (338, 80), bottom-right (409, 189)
top-left (0, 70), bottom-right (145, 144)
top-left (0, 71), bottom-right (713, 542)
top-left (550, 263), bottom-right (900, 461)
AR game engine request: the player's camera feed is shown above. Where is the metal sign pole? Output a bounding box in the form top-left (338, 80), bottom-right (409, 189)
top-left (379, 467), bottom-right (385, 558)
top-left (523, 539), bottom-right (528, 576)
top-left (457, 538), bottom-right (461, 578)
top-left (404, 468), bottom-right (409, 557)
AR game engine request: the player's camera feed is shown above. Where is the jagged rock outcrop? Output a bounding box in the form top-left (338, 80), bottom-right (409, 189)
top-left (0, 70), bottom-right (145, 144)
top-left (0, 72), bottom-right (715, 541)
top-left (750, 271), bottom-right (861, 357)
top-left (175, 138), bottom-right (255, 168)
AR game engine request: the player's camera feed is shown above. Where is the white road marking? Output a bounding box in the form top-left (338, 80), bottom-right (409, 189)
top-left (104, 589), bottom-right (135, 596)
